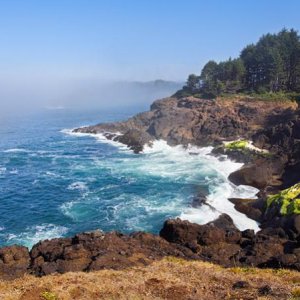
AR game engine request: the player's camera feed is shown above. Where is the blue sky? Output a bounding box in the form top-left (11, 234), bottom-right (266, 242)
top-left (0, 0), bottom-right (300, 82)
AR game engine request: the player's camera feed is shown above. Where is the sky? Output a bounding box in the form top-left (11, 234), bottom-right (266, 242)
top-left (0, 0), bottom-right (300, 113)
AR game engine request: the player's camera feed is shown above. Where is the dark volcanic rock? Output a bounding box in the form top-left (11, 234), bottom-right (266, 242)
top-left (114, 129), bottom-right (152, 153)
top-left (0, 245), bottom-right (30, 280)
top-left (74, 97), bottom-right (297, 152)
top-left (229, 198), bottom-right (263, 222)
top-left (160, 214), bottom-right (241, 248)
top-left (228, 157), bottom-right (285, 189)
top-left (0, 213), bottom-right (299, 280)
top-left (29, 230), bottom-right (195, 277)
top-left (160, 215), bottom-right (299, 270)
top-left (252, 109), bottom-right (300, 188)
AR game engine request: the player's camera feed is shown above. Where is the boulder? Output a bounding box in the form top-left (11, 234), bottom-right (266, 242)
top-left (228, 158), bottom-right (284, 189)
top-left (0, 245), bottom-right (30, 279)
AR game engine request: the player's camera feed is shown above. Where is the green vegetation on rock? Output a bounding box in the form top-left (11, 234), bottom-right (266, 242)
top-left (267, 183), bottom-right (300, 215)
top-left (225, 140), bottom-right (248, 150)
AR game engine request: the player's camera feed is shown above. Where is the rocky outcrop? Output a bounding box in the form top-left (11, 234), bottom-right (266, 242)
top-left (29, 230), bottom-right (195, 277)
top-left (1, 214), bottom-right (299, 280)
top-left (160, 215), bottom-right (300, 270)
top-left (0, 245), bottom-right (30, 280)
top-left (227, 110), bottom-right (300, 234)
top-left (228, 157), bottom-right (285, 189)
top-left (74, 97), bottom-right (297, 152)
top-left (252, 109), bottom-right (300, 188)
top-left (229, 198), bottom-right (264, 221)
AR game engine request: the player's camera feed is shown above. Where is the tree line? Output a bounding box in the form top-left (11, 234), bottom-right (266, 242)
top-left (178, 29), bottom-right (300, 98)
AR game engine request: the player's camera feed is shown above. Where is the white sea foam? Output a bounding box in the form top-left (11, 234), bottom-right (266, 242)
top-left (67, 181), bottom-right (88, 191)
top-left (60, 201), bottom-right (76, 219)
top-left (145, 140), bottom-right (260, 231)
top-left (45, 171), bottom-right (59, 177)
top-left (3, 148), bottom-right (30, 153)
top-left (9, 169), bottom-right (18, 175)
top-left (7, 224), bottom-right (68, 249)
top-left (0, 167), bottom-right (6, 175)
top-left (62, 129), bottom-right (261, 231)
top-left (61, 128), bottom-right (129, 151)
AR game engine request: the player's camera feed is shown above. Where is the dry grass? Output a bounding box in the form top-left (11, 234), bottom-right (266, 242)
top-left (0, 257), bottom-right (299, 300)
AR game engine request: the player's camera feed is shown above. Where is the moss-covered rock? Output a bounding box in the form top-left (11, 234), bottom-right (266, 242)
top-left (225, 140), bottom-right (249, 150)
top-left (267, 183), bottom-right (300, 215)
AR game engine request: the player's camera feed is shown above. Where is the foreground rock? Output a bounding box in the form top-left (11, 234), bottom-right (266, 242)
top-left (29, 230), bottom-right (194, 277)
top-left (160, 215), bottom-right (299, 270)
top-left (1, 214), bottom-right (299, 280)
top-left (0, 245), bottom-right (30, 280)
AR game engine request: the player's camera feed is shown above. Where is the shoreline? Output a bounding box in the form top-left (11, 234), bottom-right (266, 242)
top-left (1, 95), bottom-right (299, 280)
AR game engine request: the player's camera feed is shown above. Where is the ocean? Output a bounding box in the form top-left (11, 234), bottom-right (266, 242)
top-left (0, 107), bottom-right (259, 248)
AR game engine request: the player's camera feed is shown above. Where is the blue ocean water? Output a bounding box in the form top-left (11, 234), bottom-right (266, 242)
top-left (0, 108), bottom-right (259, 248)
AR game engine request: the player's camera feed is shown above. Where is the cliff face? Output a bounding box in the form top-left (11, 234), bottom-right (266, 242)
top-left (75, 96), bottom-right (297, 151)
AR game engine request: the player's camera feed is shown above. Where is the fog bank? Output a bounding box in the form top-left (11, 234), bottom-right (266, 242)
top-left (0, 78), bottom-right (183, 120)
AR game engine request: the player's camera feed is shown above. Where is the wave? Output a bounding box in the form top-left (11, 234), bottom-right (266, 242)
top-left (61, 130), bottom-right (260, 231)
top-left (9, 169), bottom-right (18, 175)
top-left (67, 181), bottom-right (88, 191)
top-left (61, 128), bottom-right (129, 151)
top-left (143, 140), bottom-right (260, 231)
top-left (6, 224), bottom-right (68, 249)
top-left (3, 148), bottom-right (30, 153)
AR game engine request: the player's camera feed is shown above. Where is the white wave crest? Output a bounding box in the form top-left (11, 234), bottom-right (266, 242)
top-left (61, 128), bottom-right (128, 150)
top-left (7, 224), bottom-right (68, 249)
top-left (67, 181), bottom-right (88, 191)
top-left (145, 140), bottom-right (260, 231)
top-left (3, 148), bottom-right (30, 153)
top-left (61, 130), bottom-right (260, 232)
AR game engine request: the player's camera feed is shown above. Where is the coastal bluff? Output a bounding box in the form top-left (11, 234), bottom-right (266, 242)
top-left (74, 96), bottom-right (297, 152)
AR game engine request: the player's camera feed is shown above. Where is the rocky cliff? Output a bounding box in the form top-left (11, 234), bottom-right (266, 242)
top-left (74, 96), bottom-right (297, 152)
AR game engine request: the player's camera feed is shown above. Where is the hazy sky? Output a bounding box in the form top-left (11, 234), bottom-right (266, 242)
top-left (0, 0), bottom-right (300, 113)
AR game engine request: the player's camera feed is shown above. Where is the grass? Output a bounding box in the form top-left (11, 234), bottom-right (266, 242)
top-left (174, 89), bottom-right (300, 103)
top-left (291, 287), bottom-right (300, 298)
top-left (267, 183), bottom-right (300, 215)
top-left (0, 257), bottom-right (299, 300)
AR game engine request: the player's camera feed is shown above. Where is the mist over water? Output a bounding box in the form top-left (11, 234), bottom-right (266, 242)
top-left (0, 78), bottom-right (183, 121)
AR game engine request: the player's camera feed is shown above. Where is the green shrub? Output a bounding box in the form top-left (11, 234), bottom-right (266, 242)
top-left (267, 183), bottom-right (300, 215)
